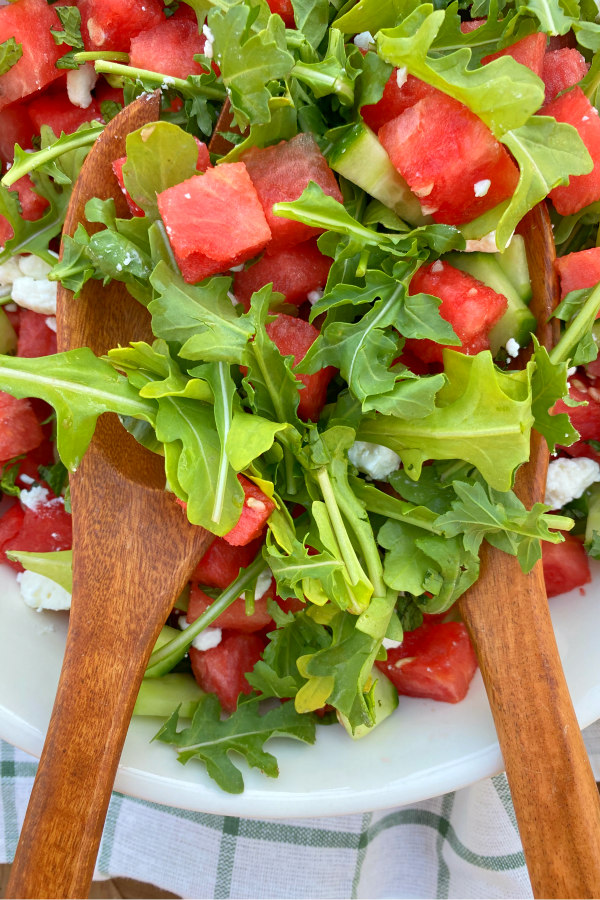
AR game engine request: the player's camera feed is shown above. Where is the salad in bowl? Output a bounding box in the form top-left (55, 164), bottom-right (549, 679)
top-left (0, 0), bottom-right (600, 797)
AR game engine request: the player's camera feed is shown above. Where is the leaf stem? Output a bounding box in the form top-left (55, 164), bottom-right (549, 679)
top-left (74, 50), bottom-right (130, 63)
top-left (2, 126), bottom-right (104, 188)
top-left (550, 281), bottom-right (600, 365)
top-left (144, 555), bottom-right (266, 678)
top-left (94, 61), bottom-right (227, 101)
top-left (315, 466), bottom-right (369, 589)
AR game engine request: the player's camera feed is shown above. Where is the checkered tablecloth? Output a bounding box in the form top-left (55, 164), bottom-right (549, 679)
top-left (2, 724), bottom-right (600, 899)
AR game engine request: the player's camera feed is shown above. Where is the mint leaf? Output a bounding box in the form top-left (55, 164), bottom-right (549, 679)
top-left (0, 37), bottom-right (22, 76)
top-left (51, 6), bottom-right (84, 49)
top-left (153, 695), bottom-right (316, 794)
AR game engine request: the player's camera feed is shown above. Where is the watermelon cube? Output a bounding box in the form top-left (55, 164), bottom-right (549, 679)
top-left (4, 488), bottom-right (72, 572)
top-left (157, 162), bottom-right (272, 283)
top-left (378, 92), bottom-right (520, 225)
top-left (555, 247), bottom-right (600, 299)
top-left (0, 392), bottom-right (44, 464)
top-left (129, 17), bottom-right (209, 80)
top-left (233, 239), bottom-right (332, 311)
top-left (28, 90), bottom-right (103, 138)
top-left (0, 103), bottom-right (34, 168)
top-left (545, 88), bottom-right (600, 215)
top-left (265, 313), bottom-right (337, 421)
top-left (189, 631), bottom-right (267, 712)
top-left (403, 261), bottom-right (508, 364)
top-left (482, 32), bottom-right (547, 77)
top-left (223, 475), bottom-right (275, 547)
top-left (0, 176), bottom-right (49, 248)
top-left (79, 0), bottom-right (164, 51)
top-left (266, 0), bottom-right (295, 28)
top-left (542, 48), bottom-right (588, 104)
top-left (241, 134), bottom-right (343, 253)
top-left (542, 532), bottom-right (591, 597)
top-left (111, 157), bottom-right (144, 217)
top-left (192, 534), bottom-right (264, 589)
top-left (361, 73), bottom-right (438, 134)
top-left (187, 582), bottom-right (276, 633)
top-left (0, 0), bottom-right (65, 111)
top-left (375, 621), bottom-right (478, 703)
top-left (459, 19), bottom-right (486, 32)
top-left (17, 310), bottom-right (57, 358)
top-left (0, 502), bottom-right (25, 564)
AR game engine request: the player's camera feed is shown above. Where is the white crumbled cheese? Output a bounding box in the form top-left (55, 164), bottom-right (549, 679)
top-left (203, 23), bottom-right (215, 59)
top-left (307, 289), bottom-right (323, 305)
top-left (227, 290), bottom-right (239, 306)
top-left (230, 263), bottom-right (244, 272)
top-left (45, 316), bottom-right (57, 333)
top-left (545, 457), bottom-right (600, 509)
top-left (348, 441), bottom-right (401, 481)
top-left (431, 260), bottom-right (444, 273)
top-left (3, 302), bottom-right (16, 311)
top-left (353, 31), bottom-right (374, 51)
top-left (11, 277), bottom-right (57, 315)
top-left (17, 571), bottom-right (71, 612)
top-left (505, 338), bottom-right (520, 358)
top-left (66, 64), bottom-right (98, 110)
top-left (473, 179), bottom-right (491, 197)
top-left (465, 230), bottom-right (500, 253)
top-left (19, 484), bottom-right (50, 512)
top-left (395, 66), bottom-right (408, 89)
top-left (567, 366), bottom-right (577, 376)
top-left (240, 567), bottom-right (272, 604)
top-left (178, 616), bottom-right (223, 651)
top-left (18, 255), bottom-right (53, 279)
top-left (0, 258), bottom-right (22, 285)
top-left (184, 193), bottom-right (192, 200)
top-left (382, 637), bottom-right (403, 650)
top-left (19, 473), bottom-right (35, 485)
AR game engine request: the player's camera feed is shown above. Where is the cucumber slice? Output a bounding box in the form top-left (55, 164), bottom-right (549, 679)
top-left (495, 234), bottom-right (532, 303)
top-left (337, 667), bottom-right (398, 739)
top-left (0, 306), bottom-right (16, 355)
top-left (445, 251), bottom-right (537, 355)
top-left (327, 122), bottom-right (428, 226)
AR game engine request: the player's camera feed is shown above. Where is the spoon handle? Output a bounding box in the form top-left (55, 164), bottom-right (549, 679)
top-left (460, 204), bottom-right (600, 899)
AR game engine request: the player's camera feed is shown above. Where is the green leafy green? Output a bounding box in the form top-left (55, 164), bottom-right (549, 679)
top-left (0, 37), bottom-right (22, 76)
top-left (51, 6), bottom-right (85, 49)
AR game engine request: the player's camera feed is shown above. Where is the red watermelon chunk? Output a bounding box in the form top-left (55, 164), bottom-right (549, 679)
top-left (542, 48), bottom-right (588, 104)
top-left (242, 134), bottom-right (343, 254)
top-left (129, 18), bottom-right (209, 80)
top-left (555, 247), bottom-right (600, 299)
top-left (542, 533), bottom-right (591, 597)
top-left (0, 103), bottom-right (33, 168)
top-left (111, 157), bottom-right (144, 217)
top-left (223, 475), bottom-right (276, 547)
top-left (28, 90), bottom-right (103, 137)
top-left (0, 502), bottom-right (25, 563)
top-left (189, 631), bottom-right (267, 712)
top-left (0, 0), bottom-right (65, 111)
top-left (378, 92), bottom-right (520, 226)
top-left (361, 72), bottom-right (437, 134)
top-left (17, 310), bottom-right (57, 359)
top-left (545, 88), bottom-right (600, 215)
top-left (187, 581), bottom-right (276, 633)
top-left (0, 176), bottom-right (49, 249)
top-left (192, 534), bottom-right (264, 589)
top-left (403, 261), bottom-right (508, 364)
top-left (482, 32), bottom-right (547, 77)
top-left (553, 377), bottom-right (600, 442)
top-left (233, 239), bottom-right (332, 311)
top-left (375, 621), bottom-right (478, 703)
top-left (266, 0), bottom-right (295, 27)
top-left (265, 313), bottom-right (336, 421)
top-left (79, 0), bottom-right (164, 51)
top-left (4, 487), bottom-right (72, 572)
top-left (157, 162), bottom-right (271, 283)
top-left (460, 19), bottom-right (486, 32)
top-left (0, 392), bottom-right (43, 464)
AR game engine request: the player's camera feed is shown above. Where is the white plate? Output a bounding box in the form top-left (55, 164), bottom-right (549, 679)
top-left (1, 560), bottom-right (600, 818)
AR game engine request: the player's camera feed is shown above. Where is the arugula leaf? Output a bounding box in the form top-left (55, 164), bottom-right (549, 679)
top-left (0, 349), bottom-right (156, 471)
top-left (518, 0), bottom-right (573, 34)
top-left (225, 411), bottom-right (288, 471)
top-left (291, 28), bottom-right (360, 106)
top-left (529, 341), bottom-right (579, 452)
top-left (5, 549), bottom-right (73, 592)
top-left (333, 0), bottom-right (407, 33)
top-left (358, 350), bottom-right (534, 490)
top-left (377, 5), bottom-right (544, 138)
top-left (153, 695), bottom-right (316, 794)
top-left (0, 38), bottom-right (22, 77)
top-left (207, 4), bottom-right (295, 128)
top-left (51, 6), bottom-right (85, 49)
top-left (362, 373), bottom-right (446, 417)
top-left (0, 457), bottom-right (23, 497)
top-left (291, 0), bottom-right (329, 48)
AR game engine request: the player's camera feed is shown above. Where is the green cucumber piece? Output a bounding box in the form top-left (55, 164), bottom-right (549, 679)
top-left (327, 122), bottom-right (428, 226)
top-left (495, 234), bottom-right (532, 303)
top-left (337, 667), bottom-right (398, 739)
top-left (134, 673), bottom-right (204, 718)
top-left (0, 306), bottom-right (16, 355)
top-left (445, 251), bottom-right (537, 355)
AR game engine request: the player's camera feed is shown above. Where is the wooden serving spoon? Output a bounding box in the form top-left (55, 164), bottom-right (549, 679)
top-left (5, 93), bottom-right (212, 899)
top-left (459, 204), bottom-right (600, 898)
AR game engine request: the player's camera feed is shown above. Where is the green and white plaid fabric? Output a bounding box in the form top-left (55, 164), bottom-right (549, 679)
top-left (2, 724), bottom-right (600, 899)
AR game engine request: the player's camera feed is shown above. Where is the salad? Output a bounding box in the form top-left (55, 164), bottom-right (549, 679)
top-left (1, 0), bottom-right (600, 796)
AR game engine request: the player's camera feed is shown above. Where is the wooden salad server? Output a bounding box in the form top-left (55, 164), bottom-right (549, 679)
top-left (459, 204), bottom-right (600, 899)
top-left (5, 93), bottom-right (212, 899)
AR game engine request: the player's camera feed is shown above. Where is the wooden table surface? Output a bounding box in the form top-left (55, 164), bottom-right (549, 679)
top-left (0, 864), bottom-right (179, 898)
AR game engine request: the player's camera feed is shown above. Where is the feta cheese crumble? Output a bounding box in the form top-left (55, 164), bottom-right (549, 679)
top-left (178, 616), bottom-right (223, 651)
top-left (11, 276), bottom-right (58, 315)
top-left (240, 567), bottom-right (272, 603)
top-left (67, 64), bottom-right (98, 109)
top-left (382, 637), bottom-right (403, 650)
top-left (465, 230), bottom-right (500, 253)
top-left (348, 441), bottom-right (401, 481)
top-left (395, 66), bottom-right (408, 89)
top-left (353, 31), bottom-right (375, 51)
top-left (307, 289), bottom-right (324, 305)
top-left (431, 260), bottom-right (444, 273)
top-left (17, 571), bottom-right (71, 612)
top-left (473, 179), bottom-right (491, 197)
top-left (544, 457), bottom-right (600, 509)
top-left (505, 338), bottom-right (520, 358)
top-left (19, 484), bottom-right (50, 512)
top-left (202, 24), bottom-right (215, 58)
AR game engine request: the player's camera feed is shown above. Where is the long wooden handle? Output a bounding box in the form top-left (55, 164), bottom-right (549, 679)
top-left (5, 424), bottom-right (210, 899)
